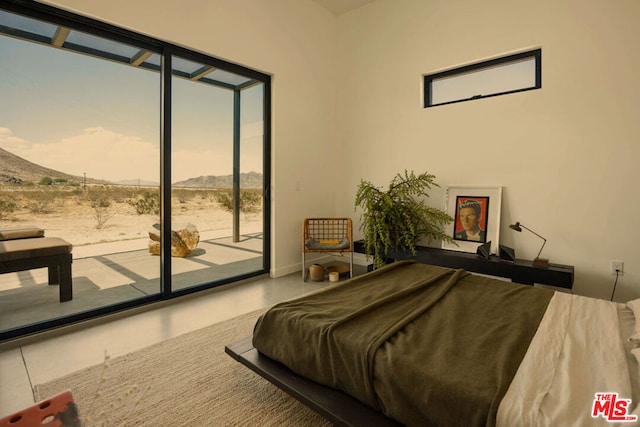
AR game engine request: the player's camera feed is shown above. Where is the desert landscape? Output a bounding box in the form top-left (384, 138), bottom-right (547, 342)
top-left (0, 185), bottom-right (262, 253)
top-left (0, 145), bottom-right (263, 256)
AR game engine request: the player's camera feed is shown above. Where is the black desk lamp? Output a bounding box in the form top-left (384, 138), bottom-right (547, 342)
top-left (509, 221), bottom-right (549, 268)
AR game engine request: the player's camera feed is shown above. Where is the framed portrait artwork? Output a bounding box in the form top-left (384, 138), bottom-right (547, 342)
top-left (442, 186), bottom-right (502, 254)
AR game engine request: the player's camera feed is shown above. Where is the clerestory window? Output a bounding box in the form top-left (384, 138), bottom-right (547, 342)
top-left (423, 49), bottom-right (541, 108)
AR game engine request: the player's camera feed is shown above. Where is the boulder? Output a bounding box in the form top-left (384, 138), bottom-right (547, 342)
top-left (148, 223), bottom-right (200, 257)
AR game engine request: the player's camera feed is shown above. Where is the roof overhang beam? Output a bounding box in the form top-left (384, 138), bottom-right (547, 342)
top-left (51, 26), bottom-right (69, 47)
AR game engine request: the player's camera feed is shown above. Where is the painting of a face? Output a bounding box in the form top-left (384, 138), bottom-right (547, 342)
top-left (459, 207), bottom-right (479, 232)
top-left (443, 187), bottom-right (502, 254)
top-left (454, 196), bottom-right (489, 243)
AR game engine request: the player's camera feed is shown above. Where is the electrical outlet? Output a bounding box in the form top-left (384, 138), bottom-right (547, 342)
top-left (611, 260), bottom-right (624, 276)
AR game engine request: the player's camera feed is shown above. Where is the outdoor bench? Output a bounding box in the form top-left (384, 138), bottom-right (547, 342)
top-left (0, 227), bottom-right (73, 302)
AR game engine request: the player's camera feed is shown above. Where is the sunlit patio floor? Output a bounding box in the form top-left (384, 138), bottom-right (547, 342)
top-left (0, 228), bottom-right (265, 332)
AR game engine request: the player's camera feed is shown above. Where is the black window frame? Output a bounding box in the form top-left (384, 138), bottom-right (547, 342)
top-left (0, 0), bottom-right (272, 342)
top-left (423, 48), bottom-right (542, 108)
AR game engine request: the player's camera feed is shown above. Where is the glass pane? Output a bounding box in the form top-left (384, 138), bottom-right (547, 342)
top-left (172, 56), bottom-right (205, 76)
top-left (240, 83), bottom-right (265, 248)
top-left (143, 53), bottom-right (161, 67)
top-left (0, 9), bottom-right (57, 38)
top-left (431, 57), bottom-right (537, 105)
top-left (171, 56), bottom-right (264, 291)
top-left (0, 19), bottom-right (161, 333)
top-left (208, 69), bottom-right (253, 87)
top-left (65, 30), bottom-right (141, 59)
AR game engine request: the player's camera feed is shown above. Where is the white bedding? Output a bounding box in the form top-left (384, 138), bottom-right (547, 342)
top-left (497, 292), bottom-right (640, 426)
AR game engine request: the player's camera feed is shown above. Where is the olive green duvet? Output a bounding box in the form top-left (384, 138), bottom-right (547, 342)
top-left (253, 261), bottom-right (553, 426)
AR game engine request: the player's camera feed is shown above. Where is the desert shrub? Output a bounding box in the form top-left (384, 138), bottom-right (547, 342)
top-left (93, 204), bottom-right (114, 229)
top-left (108, 186), bottom-right (139, 203)
top-left (38, 176), bottom-right (53, 186)
top-left (85, 187), bottom-right (113, 207)
top-left (27, 190), bottom-right (55, 214)
top-left (71, 187), bottom-right (84, 200)
top-left (89, 188), bottom-right (115, 229)
top-left (90, 195), bottom-right (111, 209)
top-left (173, 189), bottom-right (194, 204)
top-left (0, 198), bottom-right (16, 220)
top-left (242, 190), bottom-right (262, 211)
top-left (128, 191), bottom-right (160, 215)
top-left (214, 189), bottom-right (262, 214)
top-left (214, 191), bottom-right (230, 210)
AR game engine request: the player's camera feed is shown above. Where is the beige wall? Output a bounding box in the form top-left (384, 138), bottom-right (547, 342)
top-left (336, 0), bottom-right (640, 300)
top-left (44, 0), bottom-right (340, 277)
top-left (42, 0), bottom-right (640, 299)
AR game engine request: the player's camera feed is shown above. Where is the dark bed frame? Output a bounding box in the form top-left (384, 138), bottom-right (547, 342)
top-left (225, 336), bottom-right (402, 427)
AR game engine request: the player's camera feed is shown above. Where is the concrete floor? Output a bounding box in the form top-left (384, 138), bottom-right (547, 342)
top-left (0, 231), bottom-right (264, 332)
top-left (0, 269), bottom-right (355, 417)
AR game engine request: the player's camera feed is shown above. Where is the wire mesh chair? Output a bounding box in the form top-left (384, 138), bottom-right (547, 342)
top-left (302, 218), bottom-right (353, 281)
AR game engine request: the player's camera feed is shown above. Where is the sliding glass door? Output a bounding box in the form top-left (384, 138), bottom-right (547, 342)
top-left (0, 9), bottom-right (162, 334)
top-left (170, 56), bottom-right (265, 292)
top-left (0, 1), bottom-right (270, 341)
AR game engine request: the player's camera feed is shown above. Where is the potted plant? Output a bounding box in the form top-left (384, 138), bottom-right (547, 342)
top-left (354, 170), bottom-right (455, 269)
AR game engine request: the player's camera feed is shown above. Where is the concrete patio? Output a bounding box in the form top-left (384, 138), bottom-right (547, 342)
top-left (0, 227), bottom-right (264, 332)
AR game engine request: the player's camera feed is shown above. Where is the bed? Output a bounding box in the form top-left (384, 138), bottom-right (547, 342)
top-left (226, 261), bottom-right (640, 426)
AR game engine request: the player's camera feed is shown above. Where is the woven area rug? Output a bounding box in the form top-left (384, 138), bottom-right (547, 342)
top-left (34, 310), bottom-right (331, 426)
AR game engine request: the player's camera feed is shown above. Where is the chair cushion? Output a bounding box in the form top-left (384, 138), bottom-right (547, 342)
top-left (305, 237), bottom-right (351, 250)
top-left (0, 237), bottom-right (72, 262)
top-left (0, 226), bottom-right (45, 241)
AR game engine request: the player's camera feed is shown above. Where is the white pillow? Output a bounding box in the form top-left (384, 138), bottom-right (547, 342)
top-left (626, 299), bottom-right (640, 342)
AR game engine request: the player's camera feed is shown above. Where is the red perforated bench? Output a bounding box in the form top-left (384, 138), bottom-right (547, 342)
top-left (0, 389), bottom-right (79, 426)
top-left (0, 227), bottom-right (73, 302)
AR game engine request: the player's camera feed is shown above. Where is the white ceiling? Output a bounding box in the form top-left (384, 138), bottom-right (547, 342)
top-left (311, 0), bottom-right (377, 16)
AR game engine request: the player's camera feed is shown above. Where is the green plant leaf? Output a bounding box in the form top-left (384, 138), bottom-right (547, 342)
top-left (355, 170), bottom-right (455, 268)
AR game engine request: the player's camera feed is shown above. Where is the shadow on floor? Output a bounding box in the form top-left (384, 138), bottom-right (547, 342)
top-left (0, 233), bottom-right (265, 331)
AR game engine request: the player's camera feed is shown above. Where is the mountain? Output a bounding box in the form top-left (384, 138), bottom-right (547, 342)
top-left (0, 146), bottom-right (263, 188)
top-left (0, 146), bottom-right (107, 185)
top-left (174, 171), bottom-right (263, 189)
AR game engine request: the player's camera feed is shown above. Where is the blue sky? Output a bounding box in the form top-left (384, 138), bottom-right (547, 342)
top-left (0, 32), bottom-right (263, 183)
